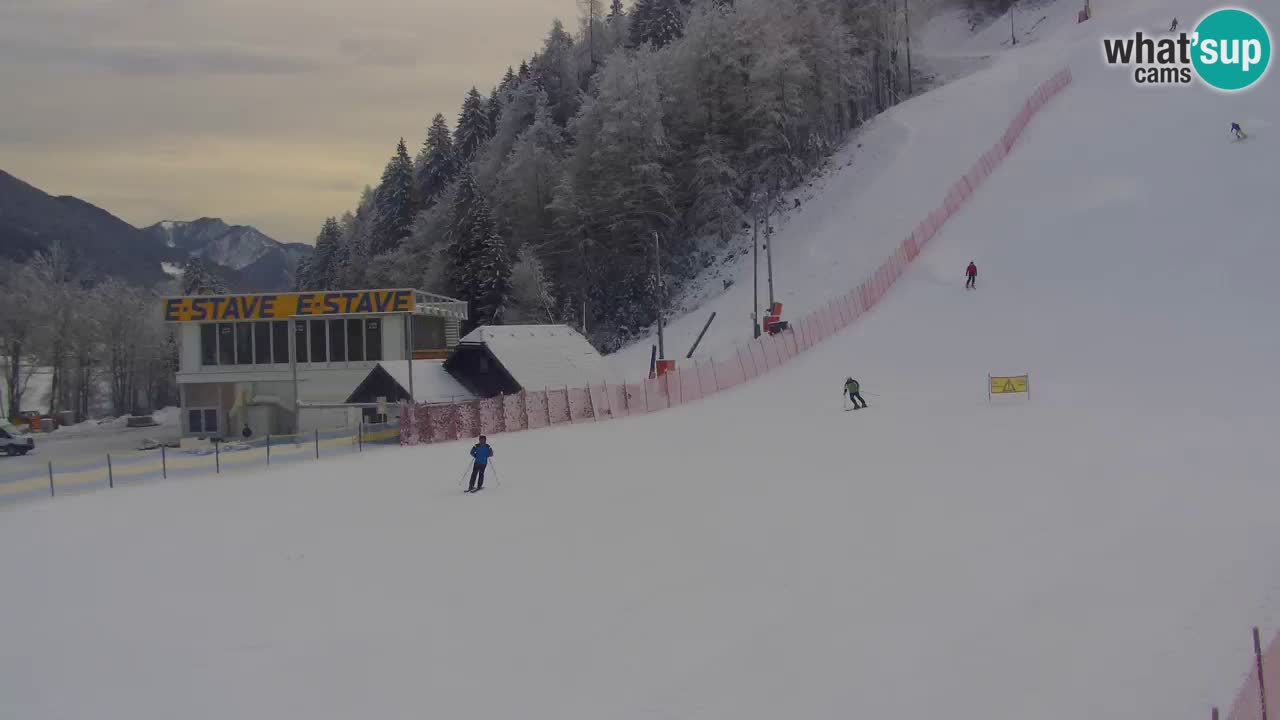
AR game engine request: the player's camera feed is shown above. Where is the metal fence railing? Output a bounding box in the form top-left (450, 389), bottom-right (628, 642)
top-left (0, 421), bottom-right (400, 507)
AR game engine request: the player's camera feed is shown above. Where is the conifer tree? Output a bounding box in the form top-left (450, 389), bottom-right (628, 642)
top-left (446, 172), bottom-right (511, 325)
top-left (455, 88), bottom-right (492, 161)
top-left (415, 114), bottom-right (458, 210)
top-left (180, 257), bottom-right (228, 295)
top-left (629, 0), bottom-right (685, 49)
top-left (298, 217), bottom-right (345, 290)
top-left (371, 139), bottom-right (415, 255)
top-left (487, 87), bottom-right (503, 137)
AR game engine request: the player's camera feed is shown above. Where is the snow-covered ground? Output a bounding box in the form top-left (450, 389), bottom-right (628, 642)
top-left (4, 0), bottom-right (1279, 718)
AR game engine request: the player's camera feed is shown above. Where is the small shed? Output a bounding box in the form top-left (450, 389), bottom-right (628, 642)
top-left (444, 325), bottom-right (619, 398)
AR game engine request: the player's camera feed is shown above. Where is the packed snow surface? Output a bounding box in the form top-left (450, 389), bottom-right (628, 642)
top-left (4, 0), bottom-right (1280, 718)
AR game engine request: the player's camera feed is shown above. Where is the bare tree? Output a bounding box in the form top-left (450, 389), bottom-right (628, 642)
top-left (26, 240), bottom-right (81, 416)
top-left (0, 261), bottom-right (38, 421)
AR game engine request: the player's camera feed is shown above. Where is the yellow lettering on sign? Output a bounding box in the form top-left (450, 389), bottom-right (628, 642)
top-left (163, 290), bottom-right (416, 322)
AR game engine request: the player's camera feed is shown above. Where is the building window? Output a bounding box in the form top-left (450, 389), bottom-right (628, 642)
top-left (309, 319), bottom-right (327, 363)
top-left (347, 319), bottom-right (364, 362)
top-left (236, 323), bottom-right (253, 365)
top-left (188, 407), bottom-right (219, 435)
top-left (294, 321), bottom-right (309, 364)
top-left (328, 318), bottom-right (347, 362)
top-left (272, 321), bottom-right (290, 364)
top-left (413, 315), bottom-right (446, 350)
top-left (218, 324), bottom-right (235, 365)
top-left (254, 322), bottom-right (272, 364)
top-left (365, 319), bottom-right (382, 361)
top-left (201, 324), bottom-right (218, 366)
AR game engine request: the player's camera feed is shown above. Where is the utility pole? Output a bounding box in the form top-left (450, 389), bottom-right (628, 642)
top-left (764, 187), bottom-right (775, 309)
top-left (752, 199), bottom-right (761, 339)
top-left (1011, 1), bottom-right (1017, 45)
top-left (653, 231), bottom-right (665, 359)
top-left (905, 0), bottom-right (913, 95)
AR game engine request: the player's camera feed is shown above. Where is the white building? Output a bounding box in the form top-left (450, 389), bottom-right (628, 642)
top-left (165, 288), bottom-right (472, 440)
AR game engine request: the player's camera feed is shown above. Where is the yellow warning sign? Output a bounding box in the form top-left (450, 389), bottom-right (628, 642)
top-left (989, 374), bottom-right (1030, 399)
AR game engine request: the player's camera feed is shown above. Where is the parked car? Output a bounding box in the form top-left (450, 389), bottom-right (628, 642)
top-left (0, 423), bottom-right (35, 456)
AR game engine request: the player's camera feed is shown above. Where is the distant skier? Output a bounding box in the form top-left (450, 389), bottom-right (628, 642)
top-left (966, 261), bottom-right (978, 289)
top-left (467, 435), bottom-right (494, 493)
top-left (1169, 17), bottom-right (1178, 32)
top-left (1231, 122), bottom-right (1247, 141)
top-left (844, 377), bottom-right (868, 409)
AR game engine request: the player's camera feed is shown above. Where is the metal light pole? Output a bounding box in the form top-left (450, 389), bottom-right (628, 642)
top-left (905, 0), bottom-right (913, 95)
top-left (752, 205), bottom-right (761, 339)
top-left (764, 188), bottom-right (775, 309)
top-left (765, 227), bottom-right (775, 310)
top-left (653, 231), bottom-right (665, 359)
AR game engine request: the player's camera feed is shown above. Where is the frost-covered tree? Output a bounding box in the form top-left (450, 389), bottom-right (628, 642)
top-left (371, 139), bottom-right (416, 255)
top-left (551, 48), bottom-right (675, 348)
top-left (487, 87), bottom-right (503, 137)
top-left (533, 19), bottom-right (581, 126)
top-left (500, 66), bottom-right (518, 93)
top-left (455, 88), bottom-right (492, 162)
top-left (297, 217), bottom-right (345, 290)
top-left (414, 114), bottom-right (458, 210)
top-left (578, 0), bottom-right (604, 68)
top-left (180, 257), bottom-right (228, 296)
top-left (495, 89), bottom-right (566, 251)
top-left (629, 0), bottom-right (686, 49)
top-left (447, 172), bottom-right (512, 326)
top-left (506, 245), bottom-right (557, 323)
top-left (475, 78), bottom-right (543, 188)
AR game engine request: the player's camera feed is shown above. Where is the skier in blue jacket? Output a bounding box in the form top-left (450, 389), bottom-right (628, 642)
top-left (1231, 122), bottom-right (1247, 140)
top-left (468, 435), bottom-right (494, 492)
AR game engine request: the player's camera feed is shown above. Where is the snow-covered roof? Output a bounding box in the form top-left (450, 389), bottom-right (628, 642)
top-left (456, 325), bottom-right (619, 390)
top-left (295, 368), bottom-right (372, 404)
top-left (373, 361), bottom-right (476, 404)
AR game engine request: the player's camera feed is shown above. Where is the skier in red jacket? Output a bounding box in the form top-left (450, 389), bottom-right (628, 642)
top-left (966, 262), bottom-right (978, 289)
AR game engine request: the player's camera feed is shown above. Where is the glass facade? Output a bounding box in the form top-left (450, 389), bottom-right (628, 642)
top-left (196, 317), bottom-right (393, 368)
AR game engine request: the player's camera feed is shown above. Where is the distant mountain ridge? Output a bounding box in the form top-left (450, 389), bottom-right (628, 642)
top-left (0, 169), bottom-right (309, 292)
top-left (0, 169), bottom-right (171, 286)
top-left (142, 218), bottom-right (311, 292)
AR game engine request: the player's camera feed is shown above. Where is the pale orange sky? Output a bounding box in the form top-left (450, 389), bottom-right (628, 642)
top-left (0, 0), bottom-right (579, 244)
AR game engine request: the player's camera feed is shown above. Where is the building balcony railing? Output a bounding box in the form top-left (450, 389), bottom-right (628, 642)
top-left (414, 291), bottom-right (468, 321)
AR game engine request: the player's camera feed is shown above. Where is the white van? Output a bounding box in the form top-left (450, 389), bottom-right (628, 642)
top-left (0, 423), bottom-right (34, 456)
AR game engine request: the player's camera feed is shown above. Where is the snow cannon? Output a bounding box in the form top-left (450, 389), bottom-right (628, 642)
top-left (763, 302), bottom-right (788, 335)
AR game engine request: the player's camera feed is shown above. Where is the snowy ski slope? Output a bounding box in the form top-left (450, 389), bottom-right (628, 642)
top-left (4, 0), bottom-right (1280, 718)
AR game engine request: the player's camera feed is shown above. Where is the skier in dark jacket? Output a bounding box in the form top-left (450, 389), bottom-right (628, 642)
top-left (844, 377), bottom-right (867, 409)
top-left (468, 435), bottom-right (494, 492)
top-left (966, 262), bottom-right (978, 289)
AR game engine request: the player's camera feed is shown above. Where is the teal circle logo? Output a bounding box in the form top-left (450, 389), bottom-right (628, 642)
top-left (1193, 8), bottom-right (1272, 91)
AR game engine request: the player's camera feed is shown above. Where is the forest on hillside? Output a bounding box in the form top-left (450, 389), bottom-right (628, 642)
top-left (295, 0), bottom-right (998, 351)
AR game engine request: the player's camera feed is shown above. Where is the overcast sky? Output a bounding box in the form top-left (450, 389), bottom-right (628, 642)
top-left (0, 0), bottom-right (575, 244)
